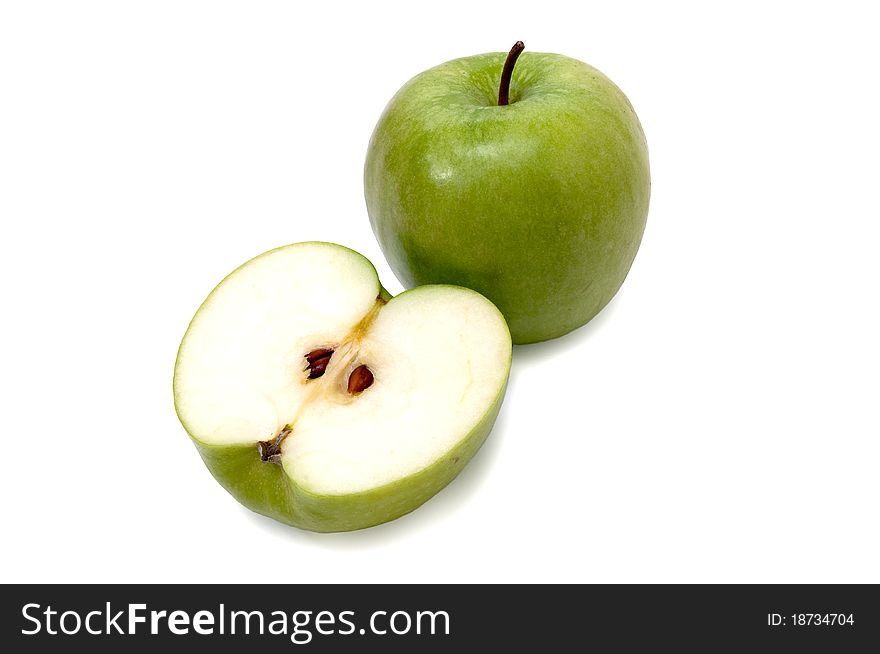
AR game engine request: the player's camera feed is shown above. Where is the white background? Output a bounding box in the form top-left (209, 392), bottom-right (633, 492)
top-left (2, 1), bottom-right (878, 584)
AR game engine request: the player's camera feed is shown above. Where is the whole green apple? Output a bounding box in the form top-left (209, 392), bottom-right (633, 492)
top-left (365, 42), bottom-right (650, 344)
top-left (173, 242), bottom-right (511, 532)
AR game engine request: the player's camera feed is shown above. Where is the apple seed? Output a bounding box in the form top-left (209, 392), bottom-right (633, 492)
top-left (347, 364), bottom-right (374, 394)
top-left (305, 348), bottom-right (334, 379)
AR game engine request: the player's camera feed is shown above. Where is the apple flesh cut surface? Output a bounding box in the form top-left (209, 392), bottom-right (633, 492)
top-left (173, 242), bottom-right (511, 532)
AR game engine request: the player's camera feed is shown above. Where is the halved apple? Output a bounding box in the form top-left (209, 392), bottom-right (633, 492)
top-left (173, 242), bottom-right (511, 532)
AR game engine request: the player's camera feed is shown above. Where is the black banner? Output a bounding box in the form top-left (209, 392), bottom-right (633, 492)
top-left (2, 585), bottom-right (877, 651)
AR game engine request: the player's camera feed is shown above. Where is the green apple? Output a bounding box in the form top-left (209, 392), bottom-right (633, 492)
top-left (365, 42), bottom-right (650, 344)
top-left (173, 242), bottom-right (511, 532)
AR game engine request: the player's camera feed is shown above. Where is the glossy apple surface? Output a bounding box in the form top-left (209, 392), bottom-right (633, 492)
top-left (365, 50), bottom-right (650, 343)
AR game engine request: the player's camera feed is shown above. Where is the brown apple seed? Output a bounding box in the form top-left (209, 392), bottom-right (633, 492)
top-left (348, 364), bottom-right (374, 394)
top-left (305, 348), bottom-right (334, 379)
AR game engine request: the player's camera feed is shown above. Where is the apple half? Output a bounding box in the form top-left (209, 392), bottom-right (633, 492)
top-left (173, 242), bottom-right (511, 532)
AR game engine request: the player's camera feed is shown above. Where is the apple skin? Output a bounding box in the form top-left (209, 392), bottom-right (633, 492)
top-left (365, 51), bottom-right (650, 344)
top-left (173, 246), bottom-right (511, 533)
top-left (189, 381), bottom-right (505, 532)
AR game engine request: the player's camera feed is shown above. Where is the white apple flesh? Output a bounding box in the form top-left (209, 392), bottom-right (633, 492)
top-left (173, 242), bottom-right (511, 532)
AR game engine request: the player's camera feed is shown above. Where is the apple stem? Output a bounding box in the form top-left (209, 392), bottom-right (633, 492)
top-left (498, 41), bottom-right (525, 106)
